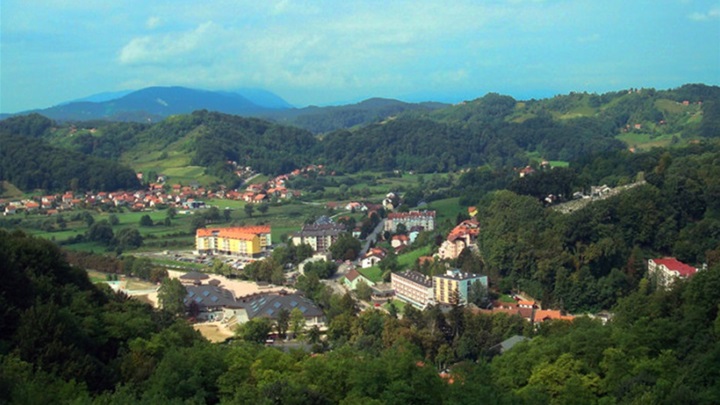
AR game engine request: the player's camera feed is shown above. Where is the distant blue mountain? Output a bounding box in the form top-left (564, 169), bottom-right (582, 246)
top-left (8, 86), bottom-right (293, 122)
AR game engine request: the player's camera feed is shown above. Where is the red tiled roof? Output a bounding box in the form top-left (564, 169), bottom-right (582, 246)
top-left (652, 257), bottom-right (697, 277)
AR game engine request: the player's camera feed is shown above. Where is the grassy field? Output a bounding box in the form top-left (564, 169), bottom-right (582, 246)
top-left (398, 246), bottom-right (431, 267)
top-left (0, 181), bottom-right (25, 198)
top-left (426, 197), bottom-right (463, 226)
top-left (383, 299), bottom-right (406, 313)
top-left (616, 132), bottom-right (680, 150)
top-left (358, 266), bottom-right (384, 283)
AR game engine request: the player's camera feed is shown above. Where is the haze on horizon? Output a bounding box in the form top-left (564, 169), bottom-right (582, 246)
top-left (1, 0), bottom-right (719, 114)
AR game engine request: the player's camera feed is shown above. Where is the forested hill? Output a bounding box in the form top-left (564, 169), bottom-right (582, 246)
top-left (2, 84), bottom-right (718, 191)
top-left (260, 97), bottom-right (448, 134)
top-left (0, 115), bottom-right (140, 192)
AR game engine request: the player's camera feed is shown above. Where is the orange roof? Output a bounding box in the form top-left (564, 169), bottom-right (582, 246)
top-left (197, 225), bottom-right (271, 239)
top-left (534, 309), bottom-right (574, 322)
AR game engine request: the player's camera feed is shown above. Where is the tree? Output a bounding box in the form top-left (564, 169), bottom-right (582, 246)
top-left (244, 204), bottom-right (254, 218)
top-left (86, 220), bottom-right (114, 245)
top-left (139, 214), bottom-right (154, 227)
top-left (114, 228), bottom-right (143, 250)
top-left (258, 204), bottom-right (269, 215)
top-left (276, 308), bottom-right (290, 339)
top-left (329, 233), bottom-right (361, 261)
top-left (236, 317), bottom-right (272, 344)
top-left (166, 207), bottom-right (177, 219)
top-left (108, 214), bottom-right (120, 226)
top-left (289, 308), bottom-right (306, 340)
top-left (356, 280), bottom-right (373, 301)
top-left (158, 278), bottom-right (187, 317)
top-left (467, 280), bottom-right (489, 307)
top-left (223, 208), bottom-right (231, 222)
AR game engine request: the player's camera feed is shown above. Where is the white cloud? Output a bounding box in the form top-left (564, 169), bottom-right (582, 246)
top-left (118, 21), bottom-right (219, 65)
top-left (688, 7), bottom-right (720, 21)
top-left (146, 16), bottom-right (162, 29)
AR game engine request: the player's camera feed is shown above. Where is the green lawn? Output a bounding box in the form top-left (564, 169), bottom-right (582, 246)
top-left (398, 246), bottom-right (431, 268)
top-left (358, 266), bottom-right (384, 283)
top-left (383, 299), bottom-right (406, 313)
top-left (427, 197), bottom-right (464, 225)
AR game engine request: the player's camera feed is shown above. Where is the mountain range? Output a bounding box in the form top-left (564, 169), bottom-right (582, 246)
top-left (1, 86), bottom-right (446, 133)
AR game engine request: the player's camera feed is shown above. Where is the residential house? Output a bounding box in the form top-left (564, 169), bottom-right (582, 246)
top-left (433, 269), bottom-right (488, 305)
top-left (391, 270), bottom-right (434, 309)
top-left (647, 257), bottom-right (698, 288)
top-left (384, 210), bottom-right (436, 233)
top-left (391, 234), bottom-right (410, 249)
top-left (344, 268), bottom-right (376, 290)
top-left (361, 247), bottom-right (387, 268)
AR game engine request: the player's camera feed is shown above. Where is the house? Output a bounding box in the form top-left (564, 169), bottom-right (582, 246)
top-left (344, 268), bottom-right (376, 290)
top-left (518, 166), bottom-right (535, 178)
top-left (533, 309), bottom-right (575, 323)
top-left (491, 335), bottom-right (531, 355)
top-left (391, 234), bottom-right (410, 249)
top-left (437, 219), bottom-right (480, 260)
top-left (391, 270), bottom-right (434, 309)
top-left (291, 223), bottom-right (346, 254)
top-left (433, 269), bottom-right (488, 305)
top-left (384, 210), bottom-right (436, 233)
top-left (647, 257), bottom-right (698, 288)
top-left (360, 247), bottom-right (387, 268)
top-left (196, 225), bottom-right (272, 257)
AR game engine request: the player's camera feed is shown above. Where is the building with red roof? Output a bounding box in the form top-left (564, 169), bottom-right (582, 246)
top-left (648, 257), bottom-right (698, 287)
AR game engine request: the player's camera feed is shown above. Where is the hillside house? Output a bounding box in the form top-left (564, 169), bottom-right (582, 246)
top-left (648, 257), bottom-right (698, 288)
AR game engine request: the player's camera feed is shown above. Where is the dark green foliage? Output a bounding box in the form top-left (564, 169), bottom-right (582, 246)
top-left (329, 233), bottom-right (361, 261)
top-left (303, 260), bottom-right (338, 279)
top-left (0, 133), bottom-right (140, 192)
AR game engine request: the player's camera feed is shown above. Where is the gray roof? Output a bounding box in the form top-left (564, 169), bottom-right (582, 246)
top-left (497, 335), bottom-right (530, 353)
top-left (180, 271), bottom-right (210, 280)
top-left (236, 292), bottom-right (324, 320)
top-left (394, 270), bottom-right (433, 288)
top-left (293, 223), bottom-right (346, 237)
top-left (184, 285), bottom-right (242, 309)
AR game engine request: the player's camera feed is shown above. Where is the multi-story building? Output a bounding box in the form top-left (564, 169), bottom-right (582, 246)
top-left (391, 270), bottom-right (434, 309)
top-left (291, 223), bottom-right (346, 253)
top-left (647, 257), bottom-right (698, 288)
top-left (433, 269), bottom-right (488, 305)
top-left (196, 225), bottom-right (272, 257)
top-left (384, 210), bottom-right (436, 233)
top-left (437, 219), bottom-right (480, 260)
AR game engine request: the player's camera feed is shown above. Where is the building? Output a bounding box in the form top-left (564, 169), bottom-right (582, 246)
top-left (344, 268), bottom-right (376, 290)
top-left (360, 247), bottom-right (387, 268)
top-left (391, 270), bottom-right (434, 309)
top-left (291, 223), bottom-right (346, 253)
top-left (196, 225), bottom-right (272, 257)
top-left (384, 210), bottom-right (436, 233)
top-left (437, 219), bottom-right (480, 260)
top-left (235, 291), bottom-right (326, 329)
top-left (647, 257), bottom-right (698, 287)
top-left (433, 269), bottom-right (488, 305)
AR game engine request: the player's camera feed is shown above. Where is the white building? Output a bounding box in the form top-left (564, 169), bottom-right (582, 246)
top-left (391, 270), bottom-right (434, 309)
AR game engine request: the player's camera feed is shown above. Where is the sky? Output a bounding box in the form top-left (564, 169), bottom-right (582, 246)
top-left (1, 0), bottom-right (719, 113)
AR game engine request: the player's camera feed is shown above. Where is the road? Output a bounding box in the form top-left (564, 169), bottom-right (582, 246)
top-left (359, 218), bottom-right (385, 261)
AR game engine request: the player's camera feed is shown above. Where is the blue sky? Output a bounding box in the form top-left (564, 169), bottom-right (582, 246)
top-left (1, 0), bottom-right (719, 113)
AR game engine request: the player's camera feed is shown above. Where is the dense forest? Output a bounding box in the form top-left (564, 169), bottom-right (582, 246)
top-left (0, 115), bottom-right (140, 192)
top-left (1, 229), bottom-right (718, 404)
